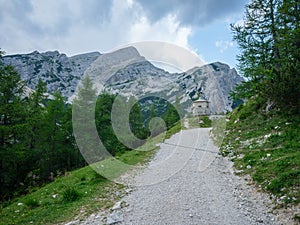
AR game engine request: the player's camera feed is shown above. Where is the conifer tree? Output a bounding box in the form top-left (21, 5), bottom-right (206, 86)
top-left (38, 92), bottom-right (67, 180)
top-left (27, 79), bottom-right (47, 150)
top-left (0, 54), bottom-right (28, 199)
top-left (232, 0), bottom-right (300, 111)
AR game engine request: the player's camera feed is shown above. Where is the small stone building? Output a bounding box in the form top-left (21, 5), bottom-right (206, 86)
top-left (192, 99), bottom-right (210, 116)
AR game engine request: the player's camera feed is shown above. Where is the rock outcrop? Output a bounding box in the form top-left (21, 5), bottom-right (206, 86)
top-left (84, 47), bottom-right (243, 114)
top-left (2, 50), bottom-right (100, 97)
top-left (2, 47), bottom-right (243, 114)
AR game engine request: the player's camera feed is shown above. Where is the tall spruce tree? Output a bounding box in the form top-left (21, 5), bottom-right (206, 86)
top-left (73, 76), bottom-right (110, 162)
top-left (269, 0), bottom-right (300, 110)
top-left (38, 92), bottom-right (67, 180)
top-left (0, 54), bottom-right (28, 199)
top-left (95, 93), bottom-right (128, 155)
top-left (128, 96), bottom-right (147, 140)
top-left (27, 79), bottom-right (47, 151)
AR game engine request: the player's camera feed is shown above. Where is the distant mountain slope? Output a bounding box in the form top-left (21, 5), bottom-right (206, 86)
top-left (2, 47), bottom-right (243, 114)
top-left (2, 50), bottom-right (101, 97)
top-left (84, 47), bottom-right (243, 114)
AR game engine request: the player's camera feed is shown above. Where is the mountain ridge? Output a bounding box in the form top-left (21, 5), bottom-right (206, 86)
top-left (2, 50), bottom-right (101, 97)
top-left (2, 48), bottom-right (243, 114)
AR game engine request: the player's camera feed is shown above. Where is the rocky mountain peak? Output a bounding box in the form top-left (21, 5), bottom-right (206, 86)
top-left (84, 47), bottom-right (146, 90)
top-left (2, 47), bottom-right (243, 114)
top-left (2, 50), bottom-right (101, 97)
top-left (91, 46), bottom-right (144, 67)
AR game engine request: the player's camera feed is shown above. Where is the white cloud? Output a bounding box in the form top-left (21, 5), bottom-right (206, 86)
top-left (127, 14), bottom-right (192, 49)
top-left (0, 0), bottom-right (247, 68)
top-left (215, 40), bottom-right (234, 53)
top-left (0, 0), bottom-right (195, 57)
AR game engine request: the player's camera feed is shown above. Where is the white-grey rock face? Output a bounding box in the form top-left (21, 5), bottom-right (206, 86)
top-left (84, 46), bottom-right (146, 91)
top-left (84, 47), bottom-right (243, 114)
top-left (2, 50), bottom-right (101, 97)
top-left (2, 47), bottom-right (243, 114)
top-left (184, 62), bottom-right (243, 113)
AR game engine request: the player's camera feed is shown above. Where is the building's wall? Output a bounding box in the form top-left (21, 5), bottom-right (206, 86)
top-left (192, 101), bottom-right (210, 116)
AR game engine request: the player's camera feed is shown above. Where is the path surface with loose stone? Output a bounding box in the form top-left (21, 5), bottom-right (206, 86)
top-left (67, 128), bottom-right (288, 225)
top-left (105, 128), bottom-right (281, 225)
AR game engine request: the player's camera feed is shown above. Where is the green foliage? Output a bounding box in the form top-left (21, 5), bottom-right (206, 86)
top-left (0, 56), bottom-right (29, 200)
top-left (95, 93), bottom-right (128, 155)
top-left (163, 101), bottom-right (180, 130)
top-left (187, 116), bottom-right (212, 128)
top-left (266, 171), bottom-right (300, 195)
top-left (232, 0), bottom-right (300, 112)
top-left (24, 198), bottom-right (40, 208)
top-left (0, 60), bottom-right (85, 200)
top-left (0, 166), bottom-right (115, 225)
top-left (198, 116), bottom-right (212, 128)
top-left (62, 186), bottom-right (81, 203)
top-left (165, 121), bottom-right (183, 139)
top-left (72, 76), bottom-right (102, 163)
top-left (140, 96), bottom-right (181, 137)
top-left (129, 96), bottom-right (148, 140)
top-left (221, 98), bottom-right (300, 209)
top-left (0, 60), bottom-right (183, 205)
top-left (0, 124), bottom-right (179, 225)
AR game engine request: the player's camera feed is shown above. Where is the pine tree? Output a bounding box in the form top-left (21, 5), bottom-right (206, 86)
top-left (231, 0), bottom-right (280, 97)
top-left (95, 93), bottom-right (129, 155)
top-left (63, 105), bottom-right (85, 170)
top-left (231, 0), bottom-right (300, 111)
top-left (27, 79), bottom-right (47, 150)
top-left (73, 76), bottom-right (109, 162)
top-left (128, 96), bottom-right (147, 146)
top-left (163, 101), bottom-right (180, 129)
top-left (147, 103), bottom-right (166, 137)
top-left (129, 97), bottom-right (146, 139)
top-left (269, 0), bottom-right (300, 110)
top-left (0, 54), bottom-right (29, 199)
top-left (37, 92), bottom-right (67, 180)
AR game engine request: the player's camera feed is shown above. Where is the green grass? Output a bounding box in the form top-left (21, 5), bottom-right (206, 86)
top-left (187, 116), bottom-right (212, 128)
top-left (0, 120), bottom-right (183, 225)
top-left (211, 116), bottom-right (227, 147)
top-left (165, 121), bottom-right (183, 139)
top-left (220, 97), bottom-right (300, 216)
top-left (0, 166), bottom-right (119, 225)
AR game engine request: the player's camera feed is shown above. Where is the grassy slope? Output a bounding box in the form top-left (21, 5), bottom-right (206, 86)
top-left (0, 122), bottom-right (183, 225)
top-left (187, 116), bottom-right (212, 129)
top-left (220, 98), bottom-right (300, 220)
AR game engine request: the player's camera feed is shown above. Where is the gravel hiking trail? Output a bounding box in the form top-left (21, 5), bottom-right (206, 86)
top-left (110, 128), bottom-right (282, 225)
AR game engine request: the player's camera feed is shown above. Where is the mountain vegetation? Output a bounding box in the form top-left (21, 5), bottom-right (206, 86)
top-left (0, 56), bottom-right (85, 200)
top-left (222, 0), bottom-right (300, 221)
top-left (1, 0), bottom-right (299, 222)
top-left (2, 49), bottom-right (243, 115)
top-left (221, 98), bottom-right (300, 209)
top-left (0, 53), bottom-right (181, 202)
top-left (231, 0), bottom-right (299, 112)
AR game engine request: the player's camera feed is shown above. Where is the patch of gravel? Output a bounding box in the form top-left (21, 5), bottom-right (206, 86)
top-left (73, 128), bottom-right (295, 225)
top-left (114, 128), bottom-right (283, 225)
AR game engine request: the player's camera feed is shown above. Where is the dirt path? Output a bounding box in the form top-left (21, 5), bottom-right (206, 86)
top-left (104, 128), bottom-right (281, 225)
top-left (65, 128), bottom-right (293, 225)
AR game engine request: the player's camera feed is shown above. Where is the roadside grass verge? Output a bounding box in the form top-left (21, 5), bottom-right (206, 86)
top-left (0, 166), bottom-right (120, 225)
top-left (187, 116), bottom-right (212, 128)
top-left (220, 97), bottom-right (300, 219)
top-left (0, 120), bottom-right (183, 225)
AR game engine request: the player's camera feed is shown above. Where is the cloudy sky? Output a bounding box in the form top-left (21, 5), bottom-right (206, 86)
top-left (0, 0), bottom-right (248, 68)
